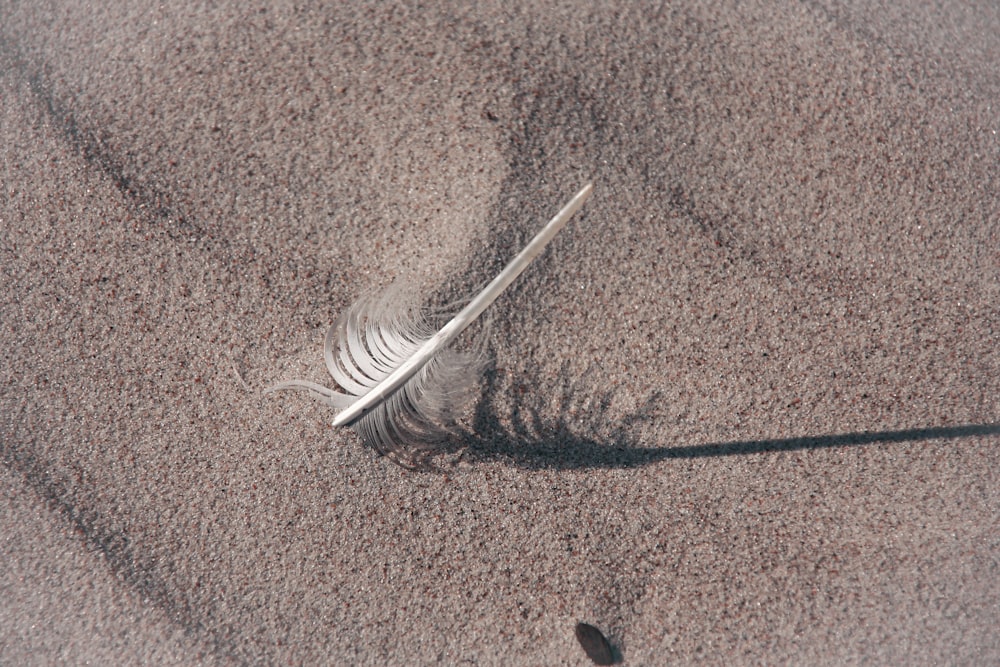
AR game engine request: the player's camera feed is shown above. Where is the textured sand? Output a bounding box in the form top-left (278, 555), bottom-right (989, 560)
top-left (2, 1), bottom-right (998, 664)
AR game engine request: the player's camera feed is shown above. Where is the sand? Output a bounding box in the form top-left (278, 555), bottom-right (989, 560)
top-left (2, 1), bottom-right (998, 664)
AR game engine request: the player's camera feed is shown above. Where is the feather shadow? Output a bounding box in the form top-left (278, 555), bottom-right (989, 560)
top-left (464, 368), bottom-right (1000, 470)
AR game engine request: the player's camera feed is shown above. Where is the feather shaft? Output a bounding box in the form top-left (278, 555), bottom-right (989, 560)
top-left (331, 183), bottom-right (593, 427)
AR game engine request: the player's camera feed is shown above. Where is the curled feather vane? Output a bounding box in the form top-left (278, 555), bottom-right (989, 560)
top-left (266, 183), bottom-right (593, 466)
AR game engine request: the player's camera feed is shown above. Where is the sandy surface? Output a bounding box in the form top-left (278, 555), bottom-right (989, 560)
top-left (2, 1), bottom-right (998, 664)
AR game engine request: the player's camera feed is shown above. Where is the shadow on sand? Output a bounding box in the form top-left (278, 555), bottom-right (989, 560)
top-left (463, 370), bottom-right (1000, 470)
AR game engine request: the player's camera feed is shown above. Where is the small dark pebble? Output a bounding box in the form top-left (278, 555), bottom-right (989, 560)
top-left (575, 622), bottom-right (616, 665)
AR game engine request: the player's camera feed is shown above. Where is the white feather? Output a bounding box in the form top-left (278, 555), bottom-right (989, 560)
top-left (266, 183), bottom-right (593, 465)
